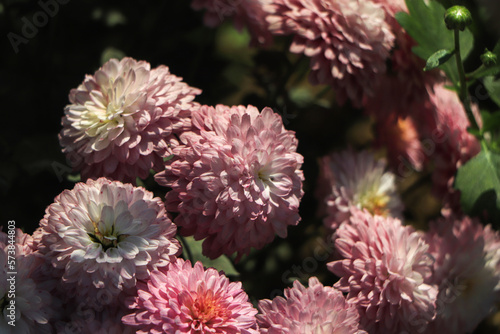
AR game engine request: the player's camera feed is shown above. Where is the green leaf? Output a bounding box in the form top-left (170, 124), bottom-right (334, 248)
top-left (455, 150), bottom-right (500, 223)
top-left (180, 236), bottom-right (239, 277)
top-left (424, 49), bottom-right (455, 71)
top-left (481, 110), bottom-right (500, 133)
top-left (483, 76), bottom-right (500, 109)
top-left (396, 0), bottom-right (474, 86)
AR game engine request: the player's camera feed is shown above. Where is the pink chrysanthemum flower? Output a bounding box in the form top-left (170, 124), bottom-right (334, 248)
top-left (374, 114), bottom-right (425, 172)
top-left (59, 57), bottom-right (201, 183)
top-left (191, 0), bottom-right (273, 46)
top-left (155, 105), bottom-right (304, 259)
top-left (316, 149), bottom-right (403, 231)
top-left (264, 0), bottom-right (395, 106)
top-left (123, 258), bottom-right (258, 333)
top-left (35, 177), bottom-right (180, 299)
top-left (428, 83), bottom-right (481, 213)
top-left (424, 215), bottom-right (500, 333)
top-left (328, 210), bottom-right (438, 333)
top-left (257, 277), bottom-right (367, 333)
top-left (0, 230), bottom-right (55, 333)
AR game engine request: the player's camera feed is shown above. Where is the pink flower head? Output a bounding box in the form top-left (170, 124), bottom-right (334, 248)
top-left (155, 105), bottom-right (304, 259)
top-left (59, 57), bottom-right (201, 183)
top-left (317, 149), bottom-right (403, 231)
top-left (35, 177), bottom-right (180, 299)
top-left (122, 258), bottom-right (258, 333)
top-left (191, 0), bottom-right (273, 46)
top-left (0, 230), bottom-right (55, 333)
top-left (424, 216), bottom-right (500, 333)
top-left (428, 83), bottom-right (480, 213)
top-left (264, 0), bottom-right (395, 106)
top-left (374, 114), bottom-right (425, 172)
top-left (257, 277), bottom-right (367, 333)
top-left (328, 210), bottom-right (438, 333)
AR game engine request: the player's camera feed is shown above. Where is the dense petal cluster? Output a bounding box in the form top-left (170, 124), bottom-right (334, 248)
top-left (424, 216), bottom-right (500, 333)
top-left (328, 210), bottom-right (438, 333)
top-left (427, 83), bottom-right (481, 212)
top-left (257, 277), bottom-right (366, 333)
top-left (191, 0), bottom-right (273, 46)
top-left (59, 57), bottom-right (201, 183)
top-left (317, 149), bottom-right (403, 231)
top-left (123, 258), bottom-right (258, 333)
top-left (155, 105), bottom-right (304, 259)
top-left (35, 177), bottom-right (180, 299)
top-left (264, 0), bottom-right (395, 106)
top-left (0, 230), bottom-right (55, 334)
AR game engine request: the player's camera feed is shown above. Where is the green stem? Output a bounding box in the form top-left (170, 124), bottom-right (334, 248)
top-left (178, 235), bottom-right (194, 263)
top-left (454, 28), bottom-right (480, 132)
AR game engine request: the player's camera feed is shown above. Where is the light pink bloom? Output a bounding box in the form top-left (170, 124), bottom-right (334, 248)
top-left (192, 0), bottom-right (273, 46)
top-left (35, 177), bottom-right (180, 299)
top-left (122, 258), bottom-right (258, 333)
top-left (59, 57), bottom-right (201, 183)
top-left (155, 105), bottom-right (304, 259)
top-left (424, 215), bottom-right (500, 333)
top-left (316, 149), bottom-right (403, 231)
top-left (257, 277), bottom-right (366, 333)
top-left (328, 210), bottom-right (438, 333)
top-left (0, 230), bottom-right (55, 334)
top-left (427, 83), bottom-right (480, 213)
top-left (264, 0), bottom-right (395, 106)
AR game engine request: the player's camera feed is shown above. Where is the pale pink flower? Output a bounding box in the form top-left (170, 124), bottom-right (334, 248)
top-left (59, 57), bottom-right (201, 183)
top-left (328, 210), bottom-right (438, 333)
top-left (317, 149), bottom-right (403, 231)
top-left (122, 258), bottom-right (258, 333)
top-left (192, 0), bottom-right (273, 46)
top-left (155, 105), bottom-right (304, 259)
top-left (264, 0), bottom-right (395, 106)
top-left (35, 177), bottom-right (180, 299)
top-left (424, 215), bottom-right (500, 333)
top-left (427, 83), bottom-right (481, 213)
top-left (0, 230), bottom-right (55, 334)
top-left (257, 277), bottom-right (366, 333)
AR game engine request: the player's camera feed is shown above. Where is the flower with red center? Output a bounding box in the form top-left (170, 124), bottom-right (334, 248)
top-left (424, 215), bottom-right (500, 333)
top-left (257, 277), bottom-right (366, 333)
top-left (122, 258), bottom-right (258, 333)
top-left (328, 210), bottom-right (438, 333)
top-left (59, 57), bottom-right (201, 183)
top-left (0, 230), bottom-right (56, 333)
top-left (34, 177), bottom-right (180, 300)
top-left (191, 0), bottom-right (273, 46)
top-left (264, 0), bottom-right (395, 106)
top-left (155, 105), bottom-right (304, 259)
top-left (316, 149), bottom-right (403, 231)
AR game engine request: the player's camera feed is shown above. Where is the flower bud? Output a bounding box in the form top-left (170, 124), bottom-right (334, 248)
top-left (444, 6), bottom-right (472, 31)
top-left (480, 49), bottom-right (497, 67)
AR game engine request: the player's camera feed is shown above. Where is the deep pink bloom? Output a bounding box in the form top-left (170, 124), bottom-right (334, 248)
top-left (0, 229), bottom-right (55, 333)
top-left (427, 83), bottom-right (480, 213)
top-left (59, 57), bottom-right (201, 183)
top-left (424, 216), bottom-right (500, 333)
top-left (155, 105), bottom-right (304, 259)
top-left (264, 0), bottom-right (395, 106)
top-left (328, 210), bottom-right (438, 333)
top-left (316, 149), bottom-right (403, 231)
top-left (35, 177), bottom-right (180, 299)
top-left (122, 258), bottom-right (258, 333)
top-left (257, 277), bottom-right (366, 333)
top-left (191, 0), bottom-right (273, 46)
